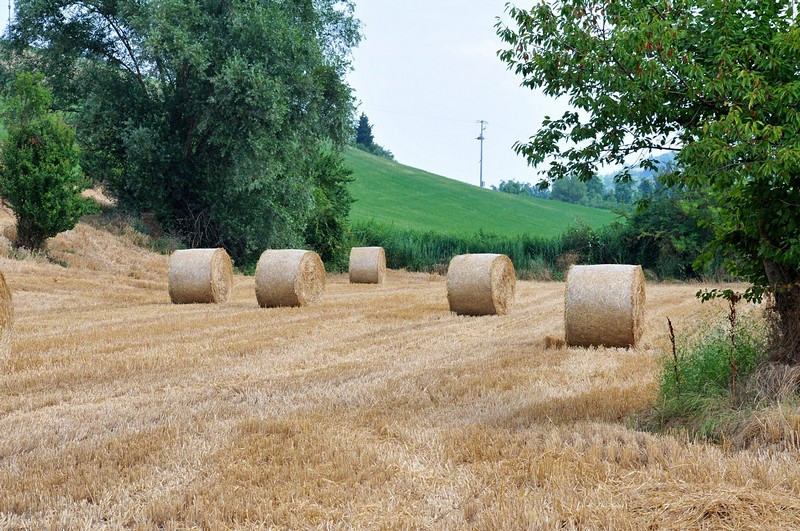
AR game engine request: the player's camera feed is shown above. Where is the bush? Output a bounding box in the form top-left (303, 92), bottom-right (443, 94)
top-left (0, 72), bottom-right (95, 250)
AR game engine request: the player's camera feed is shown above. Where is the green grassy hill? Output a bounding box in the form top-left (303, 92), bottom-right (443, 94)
top-left (345, 148), bottom-right (619, 237)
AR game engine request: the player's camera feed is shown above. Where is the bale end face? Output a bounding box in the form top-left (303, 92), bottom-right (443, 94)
top-left (446, 253), bottom-right (516, 316)
top-left (349, 246), bottom-right (386, 284)
top-left (255, 249), bottom-right (326, 307)
top-left (564, 264), bottom-right (645, 348)
top-left (168, 248), bottom-right (233, 304)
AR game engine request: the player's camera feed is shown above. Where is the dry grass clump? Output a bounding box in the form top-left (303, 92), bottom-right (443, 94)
top-left (47, 223), bottom-right (169, 281)
top-left (446, 253), bottom-right (515, 316)
top-left (168, 248), bottom-right (232, 304)
top-left (565, 264), bottom-right (646, 348)
top-left (255, 249), bottom-right (325, 307)
top-left (349, 246), bottom-right (386, 284)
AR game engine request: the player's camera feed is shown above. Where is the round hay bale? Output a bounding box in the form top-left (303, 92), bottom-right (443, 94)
top-left (446, 253), bottom-right (515, 316)
top-left (349, 246), bottom-right (386, 284)
top-left (168, 248), bottom-right (233, 304)
top-left (0, 270), bottom-right (12, 358)
top-left (255, 249), bottom-right (325, 307)
top-left (565, 264), bottom-right (646, 348)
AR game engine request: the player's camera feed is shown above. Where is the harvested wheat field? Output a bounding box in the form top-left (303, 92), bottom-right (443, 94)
top-left (2, 222), bottom-right (800, 529)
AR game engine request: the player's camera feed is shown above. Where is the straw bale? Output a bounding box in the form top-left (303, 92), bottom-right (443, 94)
top-left (255, 249), bottom-right (326, 307)
top-left (168, 248), bottom-right (233, 304)
top-left (446, 253), bottom-right (515, 316)
top-left (565, 264), bottom-right (645, 348)
top-left (349, 246), bottom-right (386, 284)
top-left (0, 270), bottom-right (12, 357)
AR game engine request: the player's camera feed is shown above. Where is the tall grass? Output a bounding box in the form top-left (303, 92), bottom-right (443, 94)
top-left (351, 222), bottom-right (565, 279)
top-left (648, 311), bottom-right (769, 443)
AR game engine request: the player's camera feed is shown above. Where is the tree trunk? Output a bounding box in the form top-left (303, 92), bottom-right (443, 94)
top-left (764, 259), bottom-right (800, 365)
top-left (15, 217), bottom-right (47, 251)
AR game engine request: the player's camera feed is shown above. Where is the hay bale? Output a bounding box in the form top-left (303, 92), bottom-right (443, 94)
top-left (565, 264), bottom-right (646, 348)
top-left (255, 249), bottom-right (325, 307)
top-left (168, 248), bottom-right (233, 304)
top-left (0, 270), bottom-right (12, 358)
top-left (349, 246), bottom-right (386, 284)
top-left (446, 253), bottom-right (515, 316)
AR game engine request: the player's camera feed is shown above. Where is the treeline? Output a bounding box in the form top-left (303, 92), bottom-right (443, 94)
top-left (494, 154), bottom-right (674, 211)
top-left (352, 183), bottom-right (722, 281)
top-left (495, 175), bottom-right (658, 210)
top-left (0, 0), bottom-right (362, 268)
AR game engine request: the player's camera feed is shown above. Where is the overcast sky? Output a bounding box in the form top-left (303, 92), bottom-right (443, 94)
top-left (1, 1), bottom-right (565, 189)
top-left (347, 1), bottom-right (567, 188)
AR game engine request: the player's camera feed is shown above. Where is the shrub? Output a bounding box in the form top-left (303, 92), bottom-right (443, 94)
top-left (0, 72), bottom-right (95, 250)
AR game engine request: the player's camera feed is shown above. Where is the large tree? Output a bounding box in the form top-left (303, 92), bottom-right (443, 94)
top-left (498, 0), bottom-right (800, 363)
top-left (6, 0), bottom-right (360, 264)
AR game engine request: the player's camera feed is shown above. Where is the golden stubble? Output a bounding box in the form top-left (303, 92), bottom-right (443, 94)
top-left (0, 223), bottom-right (798, 529)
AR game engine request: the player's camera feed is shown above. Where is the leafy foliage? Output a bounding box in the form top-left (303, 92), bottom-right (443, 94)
top-left (7, 0), bottom-right (360, 265)
top-left (304, 149), bottom-right (354, 270)
top-left (0, 72), bottom-right (95, 250)
top-left (498, 0), bottom-right (800, 362)
top-left (550, 176), bottom-right (587, 204)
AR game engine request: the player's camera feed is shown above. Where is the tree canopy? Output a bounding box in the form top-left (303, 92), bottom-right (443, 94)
top-left (6, 0), bottom-right (360, 265)
top-left (498, 0), bottom-right (800, 362)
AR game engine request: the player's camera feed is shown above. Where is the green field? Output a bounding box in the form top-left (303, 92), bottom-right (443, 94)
top-left (345, 148), bottom-right (619, 237)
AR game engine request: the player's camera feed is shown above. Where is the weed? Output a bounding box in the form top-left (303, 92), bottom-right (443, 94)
top-left (648, 311), bottom-right (769, 443)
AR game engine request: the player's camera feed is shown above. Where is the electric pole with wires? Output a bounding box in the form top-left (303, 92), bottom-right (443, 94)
top-left (476, 120), bottom-right (487, 188)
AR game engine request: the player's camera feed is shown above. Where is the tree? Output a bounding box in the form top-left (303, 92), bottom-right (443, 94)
top-left (7, 0), bottom-right (360, 265)
top-left (585, 175), bottom-right (605, 200)
top-left (0, 72), bottom-right (94, 250)
top-left (498, 1), bottom-right (800, 363)
top-left (614, 179), bottom-right (635, 205)
top-left (303, 148), bottom-right (353, 269)
top-left (353, 112), bottom-right (395, 160)
top-left (550, 176), bottom-right (587, 204)
top-left (497, 179), bottom-right (524, 195)
top-left (355, 112), bottom-right (374, 148)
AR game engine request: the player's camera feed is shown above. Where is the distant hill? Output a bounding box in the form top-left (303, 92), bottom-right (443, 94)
top-left (345, 148), bottom-right (619, 238)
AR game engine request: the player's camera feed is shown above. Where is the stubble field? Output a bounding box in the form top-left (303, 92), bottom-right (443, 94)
top-left (1, 222), bottom-right (800, 529)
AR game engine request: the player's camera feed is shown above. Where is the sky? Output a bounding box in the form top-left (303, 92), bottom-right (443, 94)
top-left (0, 1), bottom-right (564, 189)
top-left (347, 1), bottom-right (566, 189)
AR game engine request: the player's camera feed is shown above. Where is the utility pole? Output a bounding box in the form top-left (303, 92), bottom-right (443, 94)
top-left (476, 120), bottom-right (487, 188)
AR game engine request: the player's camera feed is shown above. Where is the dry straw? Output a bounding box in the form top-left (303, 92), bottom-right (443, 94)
top-left (349, 246), bottom-right (386, 284)
top-left (2, 224), bottom-right (17, 244)
top-left (0, 270), bottom-right (12, 357)
top-left (565, 264), bottom-right (646, 348)
top-left (255, 249), bottom-right (326, 307)
top-left (168, 248), bottom-right (233, 304)
top-left (446, 253), bottom-right (515, 316)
